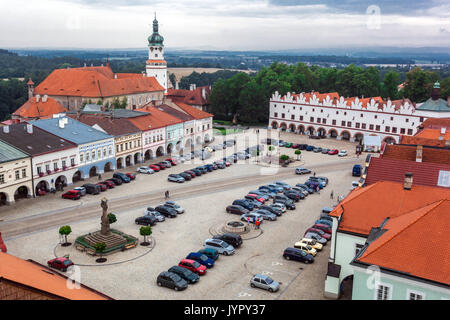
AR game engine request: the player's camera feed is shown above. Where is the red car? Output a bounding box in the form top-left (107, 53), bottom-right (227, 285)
top-left (126, 173), bottom-right (136, 180)
top-left (100, 180), bottom-right (115, 189)
top-left (96, 183), bottom-right (107, 192)
top-left (166, 158), bottom-right (177, 166)
top-left (157, 162), bottom-right (167, 169)
top-left (246, 194), bottom-right (265, 204)
top-left (312, 224), bottom-right (332, 235)
top-left (47, 257), bottom-right (74, 272)
top-left (292, 144), bottom-right (299, 149)
top-left (178, 259), bottom-right (207, 275)
top-left (184, 170), bottom-right (196, 178)
top-left (225, 161), bottom-right (231, 167)
top-left (328, 149), bottom-right (339, 155)
top-left (149, 164), bottom-right (160, 172)
top-left (304, 227), bottom-right (331, 240)
top-left (0, 232), bottom-right (7, 253)
top-left (62, 190), bottom-right (81, 200)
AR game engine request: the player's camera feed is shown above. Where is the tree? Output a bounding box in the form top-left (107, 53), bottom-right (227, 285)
top-left (402, 67), bottom-right (440, 103)
top-left (59, 225), bottom-right (72, 245)
top-left (94, 242), bottom-right (107, 262)
top-left (140, 226), bottom-right (152, 245)
top-left (280, 154), bottom-right (290, 162)
top-left (169, 73), bottom-right (177, 88)
top-left (381, 70), bottom-right (400, 100)
top-left (107, 213), bottom-right (117, 224)
top-left (295, 149), bottom-right (302, 160)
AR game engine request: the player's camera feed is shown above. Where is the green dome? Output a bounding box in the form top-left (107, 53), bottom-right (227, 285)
top-left (148, 17), bottom-right (164, 46)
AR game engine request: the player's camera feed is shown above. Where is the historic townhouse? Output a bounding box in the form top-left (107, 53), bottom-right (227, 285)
top-left (324, 180), bottom-right (450, 299)
top-left (0, 140), bottom-right (32, 206)
top-left (31, 117), bottom-right (116, 181)
top-left (12, 93), bottom-right (67, 122)
top-left (174, 101), bottom-right (214, 145)
top-left (0, 123), bottom-right (78, 197)
top-left (167, 85), bottom-right (211, 112)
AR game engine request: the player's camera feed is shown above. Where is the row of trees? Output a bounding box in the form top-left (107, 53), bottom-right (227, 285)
top-left (209, 62), bottom-right (450, 124)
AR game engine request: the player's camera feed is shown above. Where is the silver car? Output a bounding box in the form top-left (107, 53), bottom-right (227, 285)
top-left (204, 238), bottom-right (235, 256)
top-left (138, 166), bottom-right (154, 174)
top-left (271, 203), bottom-right (286, 213)
top-left (144, 207), bottom-right (165, 222)
top-left (253, 209), bottom-right (277, 221)
top-left (168, 174), bottom-right (185, 183)
top-left (164, 201), bottom-right (185, 214)
top-left (73, 187), bottom-right (86, 196)
top-left (241, 212), bottom-right (264, 224)
top-left (250, 274), bottom-right (280, 292)
top-left (304, 232), bottom-right (327, 245)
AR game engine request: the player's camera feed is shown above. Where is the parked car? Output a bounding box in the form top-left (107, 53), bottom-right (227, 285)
top-left (283, 247), bottom-right (314, 264)
top-left (158, 161), bottom-right (170, 169)
top-left (167, 266), bottom-right (199, 284)
top-left (153, 163), bottom-right (165, 170)
top-left (245, 194), bottom-right (265, 204)
top-left (295, 167), bottom-right (311, 175)
top-left (293, 242), bottom-right (317, 256)
top-left (274, 197), bottom-right (296, 210)
top-left (232, 199), bottom-right (255, 211)
top-left (296, 184), bottom-right (314, 194)
top-left (138, 166), bottom-right (154, 174)
top-left (226, 205), bottom-right (249, 215)
top-left (125, 173), bottom-right (136, 180)
top-left (96, 183), bottom-right (107, 192)
top-left (213, 233), bottom-right (243, 248)
top-left (312, 223), bottom-right (332, 234)
top-left (47, 257), bottom-right (74, 272)
top-left (179, 172), bottom-right (192, 181)
top-left (304, 232), bottom-right (327, 245)
top-left (328, 149), bottom-right (339, 155)
top-left (82, 183), bottom-right (101, 195)
top-left (260, 205), bottom-right (283, 216)
top-left (248, 191), bottom-right (270, 201)
top-left (186, 252), bottom-right (215, 268)
top-left (161, 161), bottom-right (172, 168)
top-left (315, 219), bottom-right (333, 227)
top-left (274, 181), bottom-right (291, 190)
top-left (321, 148), bottom-right (330, 154)
top-left (168, 174), bottom-right (185, 183)
top-left (204, 238), bottom-right (235, 256)
top-left (135, 215), bottom-right (157, 226)
top-left (250, 274), bottom-right (280, 293)
top-left (306, 145), bottom-right (315, 151)
top-left (254, 209), bottom-right (277, 221)
top-left (292, 187), bottom-right (308, 197)
top-left (190, 168), bottom-right (202, 176)
top-left (113, 172), bottom-right (131, 183)
top-left (198, 248), bottom-right (219, 261)
top-left (313, 147), bottom-right (322, 153)
top-left (164, 201), bottom-right (185, 214)
top-left (352, 164), bottom-right (362, 177)
top-left (156, 271), bottom-right (188, 291)
top-left (155, 205), bottom-right (177, 218)
top-left (144, 207), bottom-right (166, 222)
top-left (241, 212), bottom-right (264, 224)
top-left (338, 150), bottom-right (348, 157)
top-left (284, 190), bottom-right (302, 202)
top-left (73, 186), bottom-right (86, 196)
top-left (166, 158), bottom-right (178, 166)
top-left (62, 190), bottom-right (81, 200)
top-left (271, 202), bottom-right (286, 213)
top-left (178, 259), bottom-right (207, 275)
top-left (184, 170), bottom-right (196, 178)
top-left (304, 227), bottom-right (331, 240)
top-left (99, 180), bottom-right (115, 189)
top-left (299, 238), bottom-right (323, 251)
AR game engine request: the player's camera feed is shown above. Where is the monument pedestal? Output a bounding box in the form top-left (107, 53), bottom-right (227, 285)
top-left (84, 231), bottom-right (127, 250)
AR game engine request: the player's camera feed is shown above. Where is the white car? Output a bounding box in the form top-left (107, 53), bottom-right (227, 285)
top-left (338, 150), bottom-right (348, 157)
top-left (138, 166), bottom-right (154, 174)
top-left (164, 201), bottom-right (185, 214)
top-left (271, 202), bottom-right (286, 213)
top-left (350, 181), bottom-right (359, 190)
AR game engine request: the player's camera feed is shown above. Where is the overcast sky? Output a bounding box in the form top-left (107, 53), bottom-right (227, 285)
top-left (0, 0), bottom-right (449, 50)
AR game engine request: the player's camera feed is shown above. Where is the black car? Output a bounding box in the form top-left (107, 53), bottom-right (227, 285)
top-left (179, 172), bottom-right (192, 181)
top-left (190, 168), bottom-right (202, 176)
top-left (113, 172), bottom-right (131, 183)
top-left (283, 247), bottom-right (314, 264)
top-left (296, 184), bottom-right (314, 194)
top-left (226, 205), bottom-right (249, 215)
top-left (213, 233), bottom-right (243, 248)
top-left (298, 144), bottom-right (308, 150)
top-left (274, 197), bottom-right (296, 210)
top-left (82, 183), bottom-right (101, 195)
top-left (284, 190), bottom-right (303, 202)
top-left (168, 266), bottom-right (199, 284)
top-left (232, 199), bottom-right (254, 211)
top-left (156, 271), bottom-right (188, 291)
top-left (196, 166), bottom-right (208, 174)
top-left (260, 205), bottom-right (283, 216)
top-left (107, 177), bottom-right (122, 186)
top-left (155, 205), bottom-right (178, 218)
top-left (135, 215), bottom-right (157, 226)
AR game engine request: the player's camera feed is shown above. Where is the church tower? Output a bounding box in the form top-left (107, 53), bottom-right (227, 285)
top-left (146, 14), bottom-right (168, 93)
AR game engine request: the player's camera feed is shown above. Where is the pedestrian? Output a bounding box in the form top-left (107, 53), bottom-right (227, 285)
top-left (165, 190), bottom-right (170, 200)
top-left (98, 173), bottom-right (102, 181)
top-left (313, 172), bottom-right (316, 177)
top-left (330, 190), bottom-right (334, 199)
top-left (255, 219), bottom-right (260, 230)
top-left (316, 186), bottom-right (320, 194)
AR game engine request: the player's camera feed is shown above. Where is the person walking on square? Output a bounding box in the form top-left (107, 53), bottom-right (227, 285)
top-left (316, 185), bottom-right (320, 194)
top-left (165, 190), bottom-right (170, 200)
top-left (330, 190), bottom-right (334, 200)
top-left (255, 219), bottom-right (260, 230)
top-left (313, 172), bottom-right (316, 177)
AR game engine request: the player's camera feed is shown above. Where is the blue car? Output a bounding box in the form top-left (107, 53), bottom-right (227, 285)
top-left (113, 172), bottom-right (130, 183)
top-left (198, 248), bottom-right (219, 261)
top-left (232, 199), bottom-right (254, 211)
top-left (186, 252), bottom-right (215, 268)
top-left (203, 165), bottom-right (214, 172)
top-left (306, 145), bottom-right (315, 151)
top-left (315, 219), bottom-right (333, 227)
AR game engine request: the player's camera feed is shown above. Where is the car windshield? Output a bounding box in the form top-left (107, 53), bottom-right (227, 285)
top-left (265, 277), bottom-right (273, 284)
top-left (199, 255), bottom-right (208, 261)
top-left (192, 261), bottom-right (201, 268)
top-left (63, 260), bottom-right (72, 265)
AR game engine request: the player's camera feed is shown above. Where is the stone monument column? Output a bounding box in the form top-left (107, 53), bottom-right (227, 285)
top-left (100, 197), bottom-right (110, 236)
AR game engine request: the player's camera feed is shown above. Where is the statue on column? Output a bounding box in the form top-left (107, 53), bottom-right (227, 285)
top-left (100, 197), bottom-right (110, 236)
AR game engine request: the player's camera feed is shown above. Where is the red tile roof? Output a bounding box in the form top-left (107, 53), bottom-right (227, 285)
top-left (399, 135), bottom-right (449, 148)
top-left (329, 181), bottom-right (450, 236)
top-left (0, 252), bottom-right (112, 300)
top-left (130, 106), bottom-right (183, 131)
top-left (382, 144), bottom-right (450, 165)
top-left (173, 102), bottom-right (213, 120)
top-left (415, 128), bottom-right (450, 140)
top-left (67, 114), bottom-right (141, 136)
top-left (13, 96), bottom-right (67, 120)
top-left (356, 200), bottom-right (450, 285)
top-left (365, 157), bottom-right (450, 188)
top-left (419, 117), bottom-right (450, 130)
top-left (34, 66), bottom-right (164, 98)
top-left (167, 86), bottom-right (210, 107)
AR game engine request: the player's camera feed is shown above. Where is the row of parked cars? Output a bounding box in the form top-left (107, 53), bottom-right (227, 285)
top-left (61, 172), bottom-right (136, 200)
top-left (134, 201), bottom-right (185, 226)
top-left (156, 232), bottom-right (244, 291)
top-left (262, 138), bottom-right (348, 157)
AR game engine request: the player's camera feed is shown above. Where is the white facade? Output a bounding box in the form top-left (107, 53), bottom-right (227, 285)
top-left (269, 91), bottom-right (430, 144)
top-left (142, 127), bottom-right (166, 159)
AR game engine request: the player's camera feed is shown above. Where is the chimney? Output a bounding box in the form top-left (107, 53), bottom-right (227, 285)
top-left (35, 94), bottom-right (41, 103)
top-left (26, 124), bottom-right (33, 134)
top-left (202, 87), bottom-right (206, 100)
top-left (404, 172), bottom-right (413, 190)
top-left (416, 145), bottom-right (423, 163)
top-left (114, 74), bottom-right (117, 79)
top-left (42, 95), bottom-right (48, 103)
top-left (84, 63), bottom-right (87, 68)
top-left (3, 126), bottom-right (9, 134)
top-left (175, 81), bottom-right (179, 90)
top-left (190, 84), bottom-right (194, 91)
top-left (439, 127), bottom-right (446, 140)
top-left (63, 117), bottom-right (68, 125)
top-left (58, 118), bottom-right (65, 129)
top-left (27, 78), bottom-right (34, 99)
